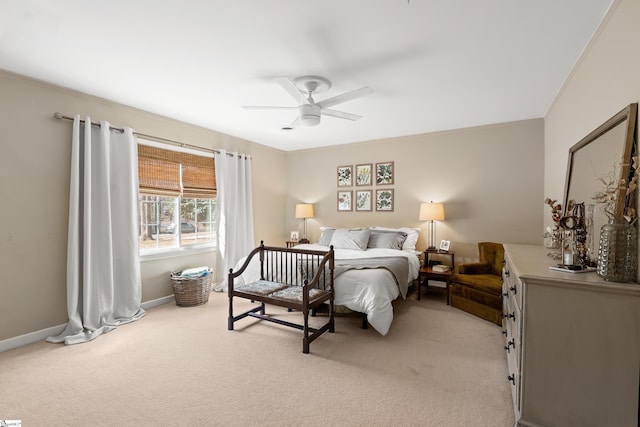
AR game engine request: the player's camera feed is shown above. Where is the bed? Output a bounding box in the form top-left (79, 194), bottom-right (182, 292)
top-left (232, 227), bottom-right (420, 335)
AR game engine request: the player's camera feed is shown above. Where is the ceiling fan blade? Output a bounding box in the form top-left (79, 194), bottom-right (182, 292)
top-left (242, 106), bottom-right (298, 110)
top-left (321, 109), bottom-right (362, 121)
top-left (274, 77), bottom-right (305, 104)
top-left (317, 86), bottom-right (373, 109)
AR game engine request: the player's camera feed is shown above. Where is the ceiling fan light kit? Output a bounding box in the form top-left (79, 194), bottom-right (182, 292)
top-left (243, 75), bottom-right (373, 129)
top-left (299, 104), bottom-right (321, 127)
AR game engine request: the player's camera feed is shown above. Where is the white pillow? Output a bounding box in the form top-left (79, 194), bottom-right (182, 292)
top-left (367, 230), bottom-right (407, 250)
top-left (369, 226), bottom-right (420, 251)
top-left (318, 227), bottom-right (335, 246)
top-left (329, 228), bottom-right (371, 251)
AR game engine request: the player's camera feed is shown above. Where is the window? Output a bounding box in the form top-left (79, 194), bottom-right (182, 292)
top-left (137, 141), bottom-right (216, 255)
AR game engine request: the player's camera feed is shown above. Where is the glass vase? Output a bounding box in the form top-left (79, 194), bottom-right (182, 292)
top-left (597, 219), bottom-right (638, 282)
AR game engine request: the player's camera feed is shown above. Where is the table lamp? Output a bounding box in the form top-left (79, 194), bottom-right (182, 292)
top-left (419, 201), bottom-right (445, 250)
top-left (295, 203), bottom-right (314, 243)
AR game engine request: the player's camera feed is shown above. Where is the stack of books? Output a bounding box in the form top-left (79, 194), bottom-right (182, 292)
top-left (432, 264), bottom-right (450, 273)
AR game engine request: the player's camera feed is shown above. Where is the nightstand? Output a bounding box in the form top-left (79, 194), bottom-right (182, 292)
top-left (286, 239), bottom-right (309, 248)
top-left (417, 249), bottom-right (455, 304)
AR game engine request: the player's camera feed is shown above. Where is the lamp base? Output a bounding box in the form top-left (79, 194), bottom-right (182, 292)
top-left (426, 245), bottom-right (436, 250)
top-left (299, 238), bottom-right (309, 244)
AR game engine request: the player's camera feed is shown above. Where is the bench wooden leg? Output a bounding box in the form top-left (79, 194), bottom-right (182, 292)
top-left (303, 307), bottom-right (310, 354)
top-left (228, 295), bottom-right (234, 330)
top-left (329, 301), bottom-right (335, 333)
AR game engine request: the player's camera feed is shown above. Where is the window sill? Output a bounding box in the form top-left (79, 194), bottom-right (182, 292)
top-left (141, 245), bottom-right (215, 262)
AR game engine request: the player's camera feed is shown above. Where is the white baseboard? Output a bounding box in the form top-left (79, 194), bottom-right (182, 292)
top-left (0, 295), bottom-right (175, 353)
top-left (141, 294), bottom-right (175, 310)
top-left (0, 324), bottom-right (66, 353)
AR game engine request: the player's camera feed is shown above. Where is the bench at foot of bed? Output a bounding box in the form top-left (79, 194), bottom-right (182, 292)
top-left (228, 242), bottom-right (335, 354)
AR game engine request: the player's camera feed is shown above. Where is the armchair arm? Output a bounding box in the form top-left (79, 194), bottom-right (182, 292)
top-left (457, 262), bottom-right (492, 275)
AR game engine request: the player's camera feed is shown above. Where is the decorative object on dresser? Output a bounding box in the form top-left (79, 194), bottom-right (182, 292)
top-left (502, 243), bottom-right (640, 426)
top-left (449, 242), bottom-right (504, 325)
top-left (543, 197), bottom-right (563, 253)
top-left (561, 102), bottom-right (638, 281)
top-left (294, 203), bottom-right (314, 243)
top-left (592, 151), bottom-right (639, 281)
top-left (419, 201), bottom-right (445, 250)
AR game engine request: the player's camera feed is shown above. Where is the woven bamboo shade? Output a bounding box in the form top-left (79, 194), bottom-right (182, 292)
top-left (180, 152), bottom-right (216, 199)
top-left (138, 144), bottom-right (215, 198)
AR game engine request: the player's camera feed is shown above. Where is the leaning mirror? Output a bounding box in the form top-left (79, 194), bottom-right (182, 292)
top-left (562, 103), bottom-right (637, 269)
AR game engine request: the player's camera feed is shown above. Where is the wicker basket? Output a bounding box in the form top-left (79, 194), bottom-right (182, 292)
top-left (170, 270), bottom-right (212, 307)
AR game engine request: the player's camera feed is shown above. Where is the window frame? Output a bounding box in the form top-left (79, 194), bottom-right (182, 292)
top-left (137, 139), bottom-right (216, 261)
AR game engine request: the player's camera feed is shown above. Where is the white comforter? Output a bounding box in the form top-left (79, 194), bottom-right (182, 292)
top-left (232, 244), bottom-right (420, 336)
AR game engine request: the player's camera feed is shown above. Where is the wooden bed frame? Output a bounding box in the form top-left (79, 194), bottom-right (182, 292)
top-left (227, 242), bottom-right (335, 353)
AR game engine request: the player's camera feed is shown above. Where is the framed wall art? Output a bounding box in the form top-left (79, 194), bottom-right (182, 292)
top-left (337, 165), bottom-right (352, 187)
top-left (376, 189), bottom-right (394, 211)
top-left (355, 190), bottom-right (372, 211)
top-left (355, 163), bottom-right (372, 186)
top-left (375, 161), bottom-right (394, 185)
top-left (337, 190), bottom-right (353, 211)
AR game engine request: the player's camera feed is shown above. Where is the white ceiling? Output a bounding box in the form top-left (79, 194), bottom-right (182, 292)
top-left (0, 0), bottom-right (613, 151)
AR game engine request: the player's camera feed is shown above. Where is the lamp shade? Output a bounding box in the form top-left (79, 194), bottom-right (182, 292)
top-left (295, 203), bottom-right (315, 219)
top-left (419, 202), bottom-right (445, 221)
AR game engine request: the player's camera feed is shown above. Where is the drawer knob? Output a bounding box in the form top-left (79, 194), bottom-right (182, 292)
top-left (504, 270), bottom-right (510, 277)
top-left (508, 374), bottom-right (515, 385)
top-left (502, 291), bottom-right (508, 297)
top-left (504, 339), bottom-right (515, 352)
top-left (510, 286), bottom-right (517, 294)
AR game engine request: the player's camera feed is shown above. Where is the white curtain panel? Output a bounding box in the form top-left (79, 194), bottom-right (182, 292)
top-left (213, 149), bottom-right (255, 291)
top-left (47, 117), bottom-right (145, 345)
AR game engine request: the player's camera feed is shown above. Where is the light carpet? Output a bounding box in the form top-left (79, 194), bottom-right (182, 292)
top-left (0, 288), bottom-right (515, 426)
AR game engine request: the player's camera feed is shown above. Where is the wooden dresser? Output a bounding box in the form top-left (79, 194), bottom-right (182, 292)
top-left (502, 244), bottom-right (640, 427)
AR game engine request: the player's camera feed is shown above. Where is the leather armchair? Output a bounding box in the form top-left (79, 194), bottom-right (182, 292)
top-left (450, 242), bottom-right (504, 325)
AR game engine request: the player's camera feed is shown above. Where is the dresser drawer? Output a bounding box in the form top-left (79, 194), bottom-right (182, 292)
top-left (502, 262), bottom-right (522, 310)
top-left (503, 296), bottom-right (521, 363)
top-left (506, 359), bottom-right (520, 415)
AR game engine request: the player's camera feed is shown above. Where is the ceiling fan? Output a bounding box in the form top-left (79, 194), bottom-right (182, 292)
top-left (243, 75), bottom-right (373, 128)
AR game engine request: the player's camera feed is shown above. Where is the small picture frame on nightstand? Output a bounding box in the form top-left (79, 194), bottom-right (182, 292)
top-left (290, 231), bottom-right (299, 242)
top-left (439, 240), bottom-right (451, 252)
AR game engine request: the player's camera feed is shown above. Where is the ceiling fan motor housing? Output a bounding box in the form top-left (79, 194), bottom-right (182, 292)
top-left (299, 104), bottom-right (321, 126)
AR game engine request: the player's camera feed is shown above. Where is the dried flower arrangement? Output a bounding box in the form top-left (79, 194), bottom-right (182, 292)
top-left (544, 197), bottom-right (567, 254)
top-left (545, 198), bottom-right (563, 227)
top-left (545, 198), bottom-right (576, 226)
top-left (592, 155), bottom-right (639, 224)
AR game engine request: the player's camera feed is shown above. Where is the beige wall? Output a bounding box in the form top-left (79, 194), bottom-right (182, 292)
top-left (544, 0), bottom-right (640, 226)
top-left (0, 71), bottom-right (287, 341)
top-left (285, 119), bottom-right (544, 263)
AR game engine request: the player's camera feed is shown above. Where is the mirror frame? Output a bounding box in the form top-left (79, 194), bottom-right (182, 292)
top-left (562, 103), bottom-right (638, 219)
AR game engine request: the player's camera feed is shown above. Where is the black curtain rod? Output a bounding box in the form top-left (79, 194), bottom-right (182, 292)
top-left (53, 112), bottom-right (249, 159)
